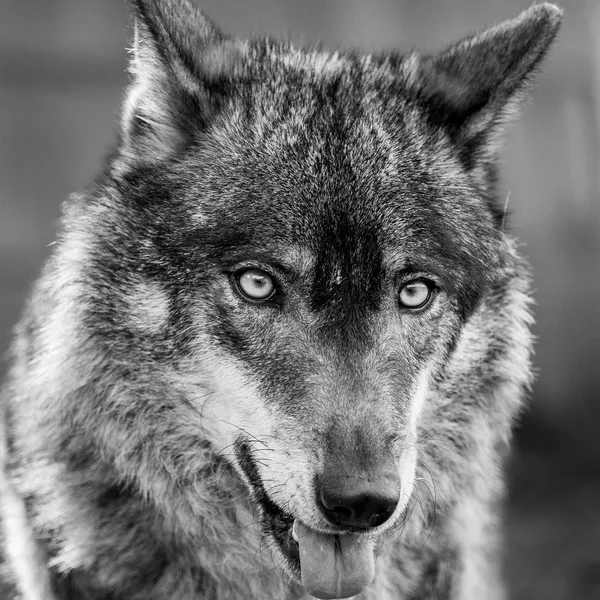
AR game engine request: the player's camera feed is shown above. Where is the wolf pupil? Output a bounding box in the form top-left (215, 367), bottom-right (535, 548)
top-left (237, 269), bottom-right (275, 301)
top-left (399, 281), bottom-right (431, 309)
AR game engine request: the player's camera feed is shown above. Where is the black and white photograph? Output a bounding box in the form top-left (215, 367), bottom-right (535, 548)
top-left (0, 1), bottom-right (598, 599)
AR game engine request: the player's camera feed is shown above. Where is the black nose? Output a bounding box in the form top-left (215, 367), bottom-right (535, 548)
top-left (317, 472), bottom-right (400, 529)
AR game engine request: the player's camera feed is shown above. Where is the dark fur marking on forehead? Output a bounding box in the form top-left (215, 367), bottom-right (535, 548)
top-left (311, 206), bottom-right (384, 323)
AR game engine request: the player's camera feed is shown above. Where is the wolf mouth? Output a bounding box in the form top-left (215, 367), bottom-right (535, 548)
top-left (234, 439), bottom-right (301, 571)
top-left (234, 439), bottom-right (379, 599)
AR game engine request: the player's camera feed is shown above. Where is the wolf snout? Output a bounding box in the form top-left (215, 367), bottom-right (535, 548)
top-left (317, 470), bottom-right (400, 530)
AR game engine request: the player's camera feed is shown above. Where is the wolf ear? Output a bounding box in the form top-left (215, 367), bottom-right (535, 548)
top-left (119, 0), bottom-right (238, 168)
top-left (414, 3), bottom-right (562, 176)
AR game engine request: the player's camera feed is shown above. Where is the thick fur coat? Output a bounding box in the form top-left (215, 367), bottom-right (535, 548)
top-left (0, 2), bottom-right (561, 599)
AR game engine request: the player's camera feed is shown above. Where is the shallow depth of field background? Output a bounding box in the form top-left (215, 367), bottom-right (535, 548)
top-left (0, 0), bottom-right (599, 598)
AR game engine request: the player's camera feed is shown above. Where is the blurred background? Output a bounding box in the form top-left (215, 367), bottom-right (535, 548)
top-left (0, 0), bottom-right (598, 598)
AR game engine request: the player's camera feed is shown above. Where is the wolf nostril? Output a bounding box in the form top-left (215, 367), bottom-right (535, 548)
top-left (317, 474), bottom-right (400, 529)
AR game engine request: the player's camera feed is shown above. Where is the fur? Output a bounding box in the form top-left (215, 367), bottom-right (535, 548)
top-left (1, 2), bottom-right (561, 599)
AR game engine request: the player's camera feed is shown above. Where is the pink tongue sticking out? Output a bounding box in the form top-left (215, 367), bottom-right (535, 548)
top-left (295, 521), bottom-right (376, 599)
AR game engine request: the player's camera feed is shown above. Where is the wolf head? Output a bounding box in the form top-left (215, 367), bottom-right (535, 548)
top-left (35, 1), bottom-right (560, 598)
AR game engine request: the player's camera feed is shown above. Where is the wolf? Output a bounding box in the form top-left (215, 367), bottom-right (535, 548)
top-left (0, 1), bottom-right (561, 599)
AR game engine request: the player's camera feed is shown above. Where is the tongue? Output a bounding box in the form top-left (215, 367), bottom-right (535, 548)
top-left (295, 521), bottom-right (376, 599)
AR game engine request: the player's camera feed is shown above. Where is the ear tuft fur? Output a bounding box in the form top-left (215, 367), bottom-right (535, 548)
top-left (130, 0), bottom-right (223, 83)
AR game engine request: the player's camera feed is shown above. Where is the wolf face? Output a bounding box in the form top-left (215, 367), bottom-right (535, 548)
top-left (1, 2), bottom-right (561, 599)
top-left (160, 91), bottom-right (504, 593)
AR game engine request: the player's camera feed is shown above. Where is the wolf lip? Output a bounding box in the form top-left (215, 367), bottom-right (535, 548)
top-left (270, 511), bottom-right (300, 567)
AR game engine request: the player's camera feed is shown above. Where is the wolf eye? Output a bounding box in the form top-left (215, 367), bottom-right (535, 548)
top-left (398, 280), bottom-right (433, 310)
top-left (235, 268), bottom-right (276, 302)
